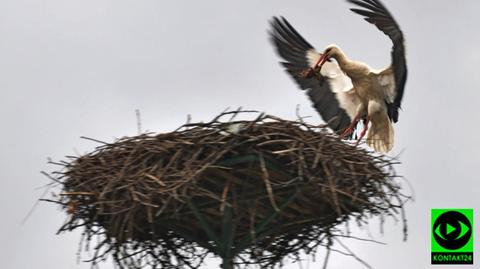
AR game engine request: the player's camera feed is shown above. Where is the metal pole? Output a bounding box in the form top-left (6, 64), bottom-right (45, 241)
top-left (220, 257), bottom-right (234, 269)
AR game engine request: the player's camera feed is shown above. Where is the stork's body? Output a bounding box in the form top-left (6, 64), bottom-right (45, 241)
top-left (313, 46), bottom-right (397, 152)
top-left (270, 0), bottom-right (407, 152)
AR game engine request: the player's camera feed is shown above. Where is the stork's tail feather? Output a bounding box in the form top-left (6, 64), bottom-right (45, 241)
top-left (366, 117), bottom-right (394, 153)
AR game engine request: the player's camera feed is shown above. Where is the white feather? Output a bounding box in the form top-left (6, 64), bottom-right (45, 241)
top-left (336, 90), bottom-right (362, 119)
top-left (374, 68), bottom-right (396, 103)
top-left (219, 123), bottom-right (245, 136)
top-left (366, 100), bottom-right (394, 152)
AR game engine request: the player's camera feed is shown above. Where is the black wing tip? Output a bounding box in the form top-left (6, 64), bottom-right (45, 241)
top-left (269, 15), bottom-right (314, 67)
top-left (348, 0), bottom-right (384, 7)
top-left (349, 8), bottom-right (369, 18)
top-left (270, 16), bottom-right (281, 24)
top-left (270, 16), bottom-right (291, 29)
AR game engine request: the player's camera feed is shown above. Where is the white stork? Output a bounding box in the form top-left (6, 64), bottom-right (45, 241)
top-left (270, 0), bottom-right (407, 153)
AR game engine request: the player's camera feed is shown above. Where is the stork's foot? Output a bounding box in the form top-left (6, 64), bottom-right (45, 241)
top-left (354, 119), bottom-right (370, 146)
top-left (340, 126), bottom-right (355, 139)
top-left (339, 116), bottom-right (361, 140)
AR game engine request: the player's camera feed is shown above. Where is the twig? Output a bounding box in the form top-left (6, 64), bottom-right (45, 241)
top-left (135, 109), bottom-right (142, 134)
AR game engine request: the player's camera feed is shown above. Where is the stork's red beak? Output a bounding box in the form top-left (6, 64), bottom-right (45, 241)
top-left (314, 53), bottom-right (329, 70)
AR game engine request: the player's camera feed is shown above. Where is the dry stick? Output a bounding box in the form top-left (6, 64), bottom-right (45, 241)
top-left (135, 109), bottom-right (142, 135)
top-left (143, 173), bottom-right (166, 187)
top-left (322, 161), bottom-right (342, 216)
top-left (322, 237), bottom-right (332, 269)
top-left (311, 141), bottom-right (325, 169)
top-left (295, 104), bottom-right (307, 125)
top-left (258, 152), bottom-right (280, 212)
top-left (80, 136), bottom-right (110, 145)
top-left (330, 233), bottom-right (386, 245)
top-left (249, 199), bottom-right (259, 243)
top-left (333, 237), bottom-right (373, 269)
top-left (21, 183), bottom-right (54, 225)
top-left (227, 106), bottom-right (243, 122)
top-left (220, 179), bottom-right (231, 213)
top-left (60, 192), bottom-right (96, 196)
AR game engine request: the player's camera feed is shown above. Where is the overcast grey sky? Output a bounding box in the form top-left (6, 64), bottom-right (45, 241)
top-left (1, 0), bottom-right (480, 268)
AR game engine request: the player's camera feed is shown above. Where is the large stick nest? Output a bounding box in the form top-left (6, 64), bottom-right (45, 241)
top-left (46, 110), bottom-right (408, 269)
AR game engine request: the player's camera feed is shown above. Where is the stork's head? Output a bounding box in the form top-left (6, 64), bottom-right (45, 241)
top-left (317, 44), bottom-right (343, 69)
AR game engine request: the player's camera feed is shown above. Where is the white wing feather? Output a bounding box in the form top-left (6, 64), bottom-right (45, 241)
top-left (374, 67), bottom-right (396, 103)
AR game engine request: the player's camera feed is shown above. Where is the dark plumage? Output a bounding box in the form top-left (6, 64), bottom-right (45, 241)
top-left (269, 17), bottom-right (353, 133)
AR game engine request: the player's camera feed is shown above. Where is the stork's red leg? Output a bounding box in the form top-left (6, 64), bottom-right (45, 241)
top-left (355, 118), bottom-right (369, 146)
top-left (340, 115), bottom-right (360, 139)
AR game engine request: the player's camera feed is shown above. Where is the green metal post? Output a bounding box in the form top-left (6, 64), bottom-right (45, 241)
top-left (220, 257), bottom-right (234, 269)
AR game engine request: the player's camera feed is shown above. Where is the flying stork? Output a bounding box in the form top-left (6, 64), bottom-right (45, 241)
top-left (270, 0), bottom-right (407, 153)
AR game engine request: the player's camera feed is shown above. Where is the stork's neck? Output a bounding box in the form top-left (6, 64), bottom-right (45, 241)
top-left (332, 50), bottom-right (349, 66)
top-left (332, 52), bottom-right (367, 78)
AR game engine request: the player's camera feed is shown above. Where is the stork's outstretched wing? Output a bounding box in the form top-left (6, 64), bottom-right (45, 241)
top-left (348, 0), bottom-right (407, 122)
top-left (269, 17), bottom-right (359, 133)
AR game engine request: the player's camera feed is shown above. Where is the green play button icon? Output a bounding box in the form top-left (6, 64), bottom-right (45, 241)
top-left (431, 209), bottom-right (474, 265)
top-left (446, 223), bottom-right (456, 235)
